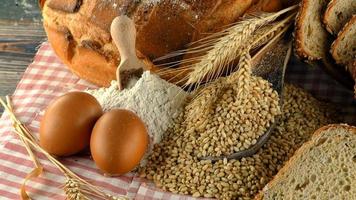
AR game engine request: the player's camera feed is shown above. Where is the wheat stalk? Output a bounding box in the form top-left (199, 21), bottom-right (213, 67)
top-left (178, 6), bottom-right (296, 86)
top-left (156, 6), bottom-right (297, 88)
top-left (4, 96), bottom-right (44, 200)
top-left (0, 98), bottom-right (127, 200)
top-left (249, 13), bottom-right (295, 50)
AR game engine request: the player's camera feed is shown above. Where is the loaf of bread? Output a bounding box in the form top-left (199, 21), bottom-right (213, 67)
top-left (248, 0), bottom-right (300, 13)
top-left (42, 0), bottom-right (253, 86)
top-left (256, 124), bottom-right (356, 200)
top-left (323, 0), bottom-right (356, 35)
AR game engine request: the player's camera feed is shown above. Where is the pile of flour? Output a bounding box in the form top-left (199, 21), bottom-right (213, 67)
top-left (86, 71), bottom-right (188, 154)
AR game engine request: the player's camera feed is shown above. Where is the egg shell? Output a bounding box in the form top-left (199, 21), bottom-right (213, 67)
top-left (40, 92), bottom-right (102, 156)
top-left (90, 109), bottom-right (149, 175)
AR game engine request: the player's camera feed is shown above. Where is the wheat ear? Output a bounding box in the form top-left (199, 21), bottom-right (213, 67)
top-left (185, 5), bottom-right (297, 86)
top-left (250, 13), bottom-right (295, 50)
top-left (156, 6), bottom-right (297, 87)
top-left (184, 46), bottom-right (253, 131)
top-left (228, 47), bottom-right (252, 99)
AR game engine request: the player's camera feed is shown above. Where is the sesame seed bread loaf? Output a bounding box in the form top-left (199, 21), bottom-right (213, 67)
top-left (331, 15), bottom-right (356, 66)
top-left (295, 0), bottom-right (331, 60)
top-left (323, 0), bottom-right (356, 35)
top-left (256, 124), bottom-right (356, 200)
top-left (42, 0), bottom-right (253, 86)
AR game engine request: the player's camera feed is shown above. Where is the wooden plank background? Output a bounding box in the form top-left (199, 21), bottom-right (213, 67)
top-left (0, 0), bottom-right (45, 113)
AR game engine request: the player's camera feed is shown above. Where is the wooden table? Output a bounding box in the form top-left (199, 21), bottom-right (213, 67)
top-left (0, 0), bottom-right (46, 113)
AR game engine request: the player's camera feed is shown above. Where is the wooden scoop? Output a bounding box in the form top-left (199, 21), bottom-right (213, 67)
top-left (110, 15), bottom-right (146, 90)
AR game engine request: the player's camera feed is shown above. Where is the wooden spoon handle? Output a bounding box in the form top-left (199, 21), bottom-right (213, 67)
top-left (110, 15), bottom-right (137, 61)
top-left (110, 15), bottom-right (146, 90)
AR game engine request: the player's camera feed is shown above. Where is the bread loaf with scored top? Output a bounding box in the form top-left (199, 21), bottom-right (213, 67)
top-left (42, 0), bottom-right (253, 86)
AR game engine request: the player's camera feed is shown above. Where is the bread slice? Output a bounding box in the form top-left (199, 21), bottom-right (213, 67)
top-left (295, 0), bottom-right (331, 60)
top-left (348, 60), bottom-right (356, 97)
top-left (323, 0), bottom-right (356, 35)
top-left (255, 124), bottom-right (356, 200)
top-left (347, 59), bottom-right (356, 80)
top-left (331, 15), bottom-right (356, 66)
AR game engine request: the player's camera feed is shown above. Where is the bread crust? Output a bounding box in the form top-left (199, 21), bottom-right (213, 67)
top-left (294, 0), bottom-right (315, 60)
top-left (42, 0), bottom-right (253, 86)
top-left (331, 15), bottom-right (356, 66)
top-left (255, 124), bottom-right (356, 200)
top-left (247, 0), bottom-right (284, 13)
top-left (348, 60), bottom-right (356, 98)
top-left (323, 0), bottom-right (338, 34)
top-left (350, 60), bottom-right (356, 80)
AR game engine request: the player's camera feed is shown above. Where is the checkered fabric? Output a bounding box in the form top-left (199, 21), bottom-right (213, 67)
top-left (0, 42), bottom-right (355, 199)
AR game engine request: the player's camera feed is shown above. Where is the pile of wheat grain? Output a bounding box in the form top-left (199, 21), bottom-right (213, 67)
top-left (140, 84), bottom-right (337, 200)
top-left (187, 78), bottom-right (280, 157)
top-left (180, 51), bottom-right (281, 157)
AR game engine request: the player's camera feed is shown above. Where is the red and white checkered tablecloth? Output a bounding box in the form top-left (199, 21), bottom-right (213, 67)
top-left (0, 42), bottom-right (355, 199)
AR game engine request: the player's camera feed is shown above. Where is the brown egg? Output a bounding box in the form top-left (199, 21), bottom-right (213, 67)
top-left (40, 92), bottom-right (102, 156)
top-left (90, 109), bottom-right (149, 175)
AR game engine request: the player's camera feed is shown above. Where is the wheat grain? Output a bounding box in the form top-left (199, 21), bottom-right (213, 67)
top-left (184, 78), bottom-right (226, 126)
top-left (140, 84), bottom-right (338, 199)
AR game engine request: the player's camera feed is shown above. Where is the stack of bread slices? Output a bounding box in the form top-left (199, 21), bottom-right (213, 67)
top-left (295, 0), bottom-right (356, 92)
top-left (256, 2), bottom-right (356, 198)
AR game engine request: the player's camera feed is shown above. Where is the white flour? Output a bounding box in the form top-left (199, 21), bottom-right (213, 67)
top-left (86, 71), bottom-right (188, 163)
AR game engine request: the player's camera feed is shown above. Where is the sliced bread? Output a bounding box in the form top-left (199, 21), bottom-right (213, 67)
top-left (323, 0), bottom-right (356, 35)
top-left (348, 59), bottom-right (356, 79)
top-left (256, 124), bottom-right (356, 200)
top-left (331, 15), bottom-right (356, 66)
top-left (348, 60), bottom-right (356, 97)
top-left (295, 0), bottom-right (331, 60)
